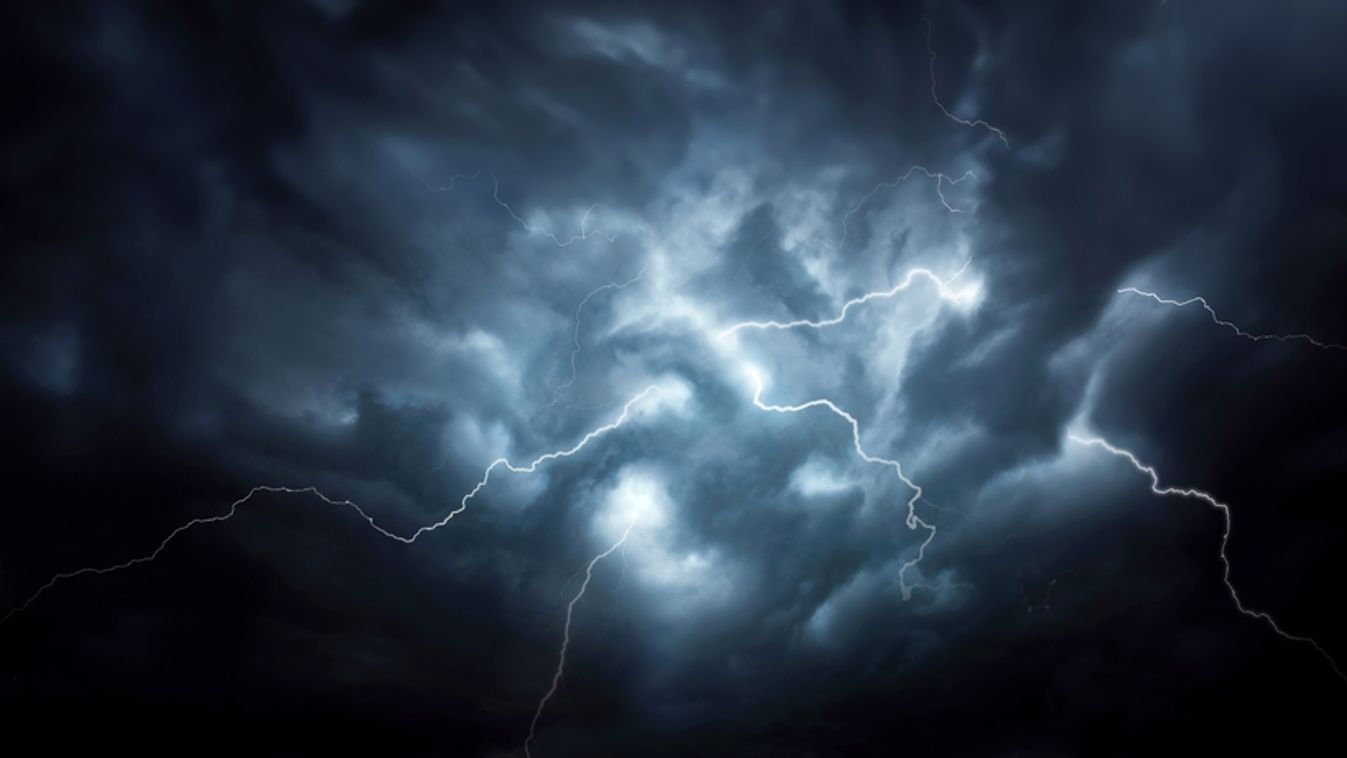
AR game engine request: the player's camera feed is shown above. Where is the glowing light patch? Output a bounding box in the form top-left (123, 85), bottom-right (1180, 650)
top-left (451, 328), bottom-right (523, 390)
top-left (593, 466), bottom-right (738, 617)
top-left (789, 456), bottom-right (857, 498)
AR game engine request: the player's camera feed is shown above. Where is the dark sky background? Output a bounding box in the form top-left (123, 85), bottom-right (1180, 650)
top-left (3, 0), bottom-right (1347, 755)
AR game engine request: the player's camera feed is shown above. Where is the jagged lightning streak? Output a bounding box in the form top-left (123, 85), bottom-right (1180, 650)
top-left (749, 373), bottom-right (934, 600)
top-left (400, 385), bottom-right (661, 543)
top-left (0, 486), bottom-right (364, 626)
top-left (1, 386), bottom-right (662, 626)
top-left (718, 258), bottom-right (976, 591)
top-left (925, 17), bottom-right (1009, 149)
top-left (1068, 432), bottom-right (1346, 683)
top-left (827, 166), bottom-right (978, 253)
top-left (418, 169), bottom-right (620, 247)
top-left (523, 515), bottom-right (637, 758)
top-left (1118, 287), bottom-right (1347, 351)
top-left (541, 265), bottom-right (648, 410)
top-left (719, 264), bottom-right (977, 338)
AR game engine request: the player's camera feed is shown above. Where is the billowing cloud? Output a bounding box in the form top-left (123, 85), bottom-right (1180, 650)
top-left (3, 1), bottom-right (1346, 755)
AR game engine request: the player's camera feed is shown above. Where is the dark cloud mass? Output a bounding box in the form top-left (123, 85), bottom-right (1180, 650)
top-left (3, 0), bottom-right (1347, 755)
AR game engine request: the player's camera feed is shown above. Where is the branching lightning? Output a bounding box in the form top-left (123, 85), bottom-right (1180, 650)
top-left (1118, 287), bottom-right (1347, 351)
top-left (419, 169), bottom-right (621, 247)
top-left (1, 386), bottom-right (662, 626)
top-left (750, 372), bottom-right (935, 600)
top-left (541, 265), bottom-right (648, 410)
top-left (523, 515), bottom-right (637, 758)
top-left (7, 9), bottom-right (1344, 750)
top-left (1068, 432), bottom-right (1346, 683)
top-left (925, 17), bottom-right (1010, 149)
top-left (714, 196), bottom-right (981, 600)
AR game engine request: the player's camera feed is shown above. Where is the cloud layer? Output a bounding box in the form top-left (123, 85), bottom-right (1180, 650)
top-left (3, 1), bottom-right (1346, 754)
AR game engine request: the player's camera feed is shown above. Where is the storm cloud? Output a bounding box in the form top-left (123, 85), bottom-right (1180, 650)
top-left (3, 1), bottom-right (1346, 755)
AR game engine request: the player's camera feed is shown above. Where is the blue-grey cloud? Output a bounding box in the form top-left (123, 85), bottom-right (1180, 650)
top-left (3, 1), bottom-right (1346, 755)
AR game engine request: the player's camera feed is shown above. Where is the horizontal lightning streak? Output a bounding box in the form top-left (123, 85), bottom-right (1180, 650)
top-left (419, 169), bottom-right (619, 247)
top-left (751, 377), bottom-right (934, 600)
top-left (719, 265), bottom-right (975, 338)
top-left (1068, 432), bottom-right (1346, 684)
top-left (926, 17), bottom-right (1009, 148)
top-left (1, 386), bottom-right (661, 626)
top-left (1118, 287), bottom-right (1346, 351)
top-left (524, 515), bottom-right (637, 758)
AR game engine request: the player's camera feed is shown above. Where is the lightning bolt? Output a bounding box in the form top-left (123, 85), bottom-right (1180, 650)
top-left (719, 264), bottom-right (977, 338)
top-left (750, 372), bottom-right (934, 600)
top-left (717, 254), bottom-right (977, 599)
top-left (418, 169), bottom-right (621, 247)
top-left (540, 265), bottom-right (648, 410)
top-left (1118, 287), bottom-right (1346, 351)
top-left (1, 386), bottom-right (662, 626)
top-left (828, 165), bottom-right (979, 252)
top-left (925, 17), bottom-right (1010, 149)
top-left (13, 8), bottom-right (1338, 738)
top-left (1068, 432), bottom-right (1346, 683)
top-left (0, 486), bottom-right (367, 627)
top-left (523, 514), bottom-right (637, 758)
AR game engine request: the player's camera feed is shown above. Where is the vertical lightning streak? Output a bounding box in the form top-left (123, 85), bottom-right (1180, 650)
top-left (925, 17), bottom-right (1009, 148)
top-left (1118, 287), bottom-right (1347, 351)
top-left (524, 515), bottom-right (638, 758)
top-left (1068, 432), bottom-right (1346, 683)
top-left (751, 378), bottom-right (933, 600)
top-left (542, 265), bottom-right (648, 409)
top-left (1, 386), bottom-right (661, 625)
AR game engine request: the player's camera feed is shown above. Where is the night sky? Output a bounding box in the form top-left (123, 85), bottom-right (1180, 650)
top-left (3, 1), bottom-right (1347, 755)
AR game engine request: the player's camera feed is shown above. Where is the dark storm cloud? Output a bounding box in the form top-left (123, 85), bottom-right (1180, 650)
top-left (4, 1), bottom-right (1347, 755)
